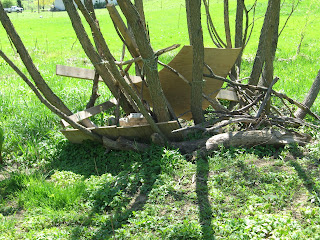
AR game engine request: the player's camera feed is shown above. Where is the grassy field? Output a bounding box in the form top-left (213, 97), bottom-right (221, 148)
top-left (1, 0), bottom-right (320, 239)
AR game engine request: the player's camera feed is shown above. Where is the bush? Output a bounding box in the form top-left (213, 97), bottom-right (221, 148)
top-left (2, 0), bottom-right (13, 8)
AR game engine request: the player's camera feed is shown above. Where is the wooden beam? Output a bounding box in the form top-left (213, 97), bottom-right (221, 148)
top-left (61, 99), bottom-right (118, 128)
top-left (56, 65), bottom-right (141, 84)
top-left (61, 121), bottom-right (182, 143)
top-left (216, 89), bottom-right (239, 102)
top-left (56, 64), bottom-right (103, 81)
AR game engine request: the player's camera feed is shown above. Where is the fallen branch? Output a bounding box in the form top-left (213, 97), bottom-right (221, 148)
top-left (256, 77), bottom-right (279, 117)
top-left (103, 136), bottom-right (149, 152)
top-left (201, 129), bottom-right (311, 155)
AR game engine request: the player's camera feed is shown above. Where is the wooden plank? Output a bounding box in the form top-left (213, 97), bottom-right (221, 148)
top-left (134, 46), bottom-right (242, 120)
top-left (56, 64), bottom-right (142, 84)
top-left (56, 65), bottom-right (103, 81)
top-left (216, 89), bottom-right (239, 102)
top-left (61, 99), bottom-right (118, 128)
top-left (60, 121), bottom-right (182, 143)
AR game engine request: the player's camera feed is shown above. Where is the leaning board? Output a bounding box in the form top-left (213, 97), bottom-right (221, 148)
top-left (134, 46), bottom-right (241, 120)
top-left (61, 121), bottom-right (182, 144)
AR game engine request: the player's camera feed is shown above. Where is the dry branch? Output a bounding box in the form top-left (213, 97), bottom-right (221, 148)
top-left (202, 129), bottom-right (311, 154)
top-left (203, 66), bottom-right (320, 121)
top-left (115, 44), bottom-right (180, 67)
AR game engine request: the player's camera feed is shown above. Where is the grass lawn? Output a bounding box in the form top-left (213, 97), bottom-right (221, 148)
top-left (1, 0), bottom-right (320, 239)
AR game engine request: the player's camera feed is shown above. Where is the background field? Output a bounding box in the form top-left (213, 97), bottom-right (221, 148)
top-left (1, 0), bottom-right (320, 239)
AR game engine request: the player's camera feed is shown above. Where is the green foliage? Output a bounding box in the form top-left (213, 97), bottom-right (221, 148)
top-left (2, 0), bottom-right (13, 8)
top-left (17, 173), bottom-right (86, 210)
top-left (165, 220), bottom-right (203, 239)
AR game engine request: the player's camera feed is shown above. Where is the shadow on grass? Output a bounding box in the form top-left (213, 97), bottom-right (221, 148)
top-left (196, 157), bottom-right (215, 240)
top-left (289, 159), bottom-right (320, 205)
top-left (51, 140), bottom-right (135, 177)
top-left (52, 140), bottom-right (163, 239)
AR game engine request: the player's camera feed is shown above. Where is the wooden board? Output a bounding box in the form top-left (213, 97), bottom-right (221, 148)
top-left (134, 46), bottom-right (241, 120)
top-left (56, 65), bottom-right (141, 84)
top-left (60, 121), bottom-right (182, 144)
top-left (56, 46), bottom-right (241, 121)
top-left (61, 99), bottom-right (118, 128)
top-left (56, 65), bottom-right (103, 82)
top-left (216, 89), bottom-right (238, 102)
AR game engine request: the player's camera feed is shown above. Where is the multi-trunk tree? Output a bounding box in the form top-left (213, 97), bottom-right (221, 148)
top-left (0, 0), bottom-right (318, 153)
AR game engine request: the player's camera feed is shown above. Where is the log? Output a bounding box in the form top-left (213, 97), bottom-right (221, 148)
top-left (170, 129), bottom-right (311, 155)
top-left (103, 136), bottom-right (149, 152)
top-left (203, 129), bottom-right (311, 154)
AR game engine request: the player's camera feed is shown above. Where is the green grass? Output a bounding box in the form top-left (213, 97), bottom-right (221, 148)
top-left (1, 0), bottom-right (320, 238)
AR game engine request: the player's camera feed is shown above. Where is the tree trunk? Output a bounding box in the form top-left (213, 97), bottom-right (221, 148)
top-left (248, 0), bottom-right (280, 86)
top-left (134, 0), bottom-right (146, 33)
top-left (231, 0), bottom-right (244, 79)
top-left (224, 0), bottom-right (232, 48)
top-left (118, 0), bottom-right (171, 122)
top-left (294, 70), bottom-right (320, 119)
top-left (259, 0), bottom-right (280, 113)
top-left (185, 0), bottom-right (205, 124)
top-left (62, 0), bottom-right (134, 114)
top-left (259, 0), bottom-right (280, 87)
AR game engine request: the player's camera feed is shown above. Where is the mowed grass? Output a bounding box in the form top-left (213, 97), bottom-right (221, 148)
top-left (1, 0), bottom-right (320, 238)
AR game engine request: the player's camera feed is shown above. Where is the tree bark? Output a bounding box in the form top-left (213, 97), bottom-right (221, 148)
top-left (203, 129), bottom-right (311, 153)
top-left (134, 0), bottom-right (146, 33)
top-left (224, 0), bottom-right (232, 48)
top-left (248, 0), bottom-right (280, 86)
top-left (118, 0), bottom-right (171, 122)
top-left (231, 0), bottom-right (244, 79)
top-left (259, 0), bottom-right (280, 113)
top-left (294, 70), bottom-right (320, 119)
top-left (170, 129), bottom-right (311, 154)
top-left (62, 0), bottom-right (134, 114)
top-left (259, 0), bottom-right (280, 86)
top-left (185, 0), bottom-right (205, 124)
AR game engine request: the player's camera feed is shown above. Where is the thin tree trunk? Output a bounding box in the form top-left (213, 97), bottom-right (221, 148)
top-left (118, 0), bottom-right (171, 122)
top-left (294, 70), bottom-right (320, 119)
top-left (224, 0), bottom-right (232, 48)
top-left (259, 0), bottom-right (280, 113)
top-left (62, 0), bottom-right (134, 114)
top-left (185, 0), bottom-right (205, 124)
top-left (134, 0), bottom-right (146, 32)
top-left (259, 0), bottom-right (280, 87)
top-left (231, 0), bottom-right (244, 78)
top-left (248, 0), bottom-right (278, 86)
top-left (72, 0), bottom-right (167, 138)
